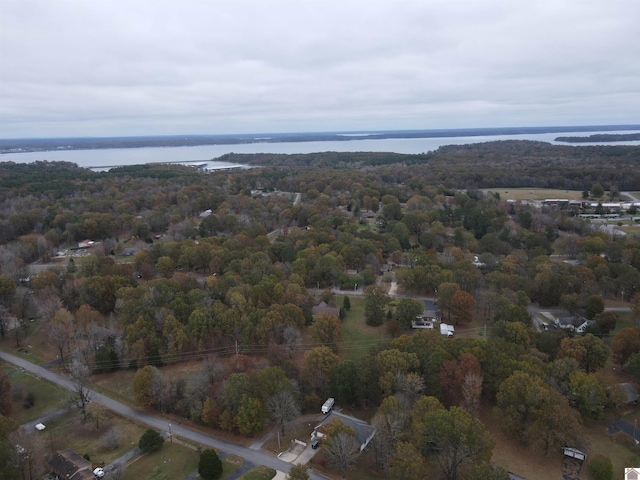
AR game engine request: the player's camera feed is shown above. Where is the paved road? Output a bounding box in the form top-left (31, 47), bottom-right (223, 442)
top-left (610, 417), bottom-right (640, 443)
top-left (0, 351), bottom-right (326, 480)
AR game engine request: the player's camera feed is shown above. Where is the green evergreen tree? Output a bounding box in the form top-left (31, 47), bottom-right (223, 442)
top-left (138, 429), bottom-right (164, 453)
top-left (198, 449), bottom-right (223, 480)
top-left (343, 295), bottom-right (351, 310)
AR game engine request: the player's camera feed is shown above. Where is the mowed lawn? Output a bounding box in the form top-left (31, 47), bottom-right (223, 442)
top-left (1, 364), bottom-right (68, 425)
top-left (44, 408), bottom-right (148, 466)
top-left (482, 188), bottom-right (585, 201)
top-left (335, 295), bottom-right (389, 362)
top-left (124, 443), bottom-right (242, 480)
top-left (124, 441), bottom-right (200, 480)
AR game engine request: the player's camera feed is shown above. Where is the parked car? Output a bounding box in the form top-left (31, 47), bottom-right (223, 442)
top-left (311, 438), bottom-right (320, 449)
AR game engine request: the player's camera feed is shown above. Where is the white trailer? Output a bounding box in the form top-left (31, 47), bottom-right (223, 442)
top-left (440, 323), bottom-right (454, 337)
top-left (321, 397), bottom-right (335, 414)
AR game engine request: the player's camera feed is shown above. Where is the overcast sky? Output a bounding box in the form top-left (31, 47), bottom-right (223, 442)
top-left (1, 0), bottom-right (639, 138)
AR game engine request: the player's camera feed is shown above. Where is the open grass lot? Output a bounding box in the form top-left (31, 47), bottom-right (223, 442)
top-left (1, 364), bottom-right (68, 424)
top-left (617, 224), bottom-right (640, 236)
top-left (609, 311), bottom-right (636, 336)
top-left (334, 295), bottom-right (389, 362)
top-left (235, 465), bottom-right (276, 480)
top-left (0, 319), bottom-right (52, 366)
top-left (480, 403), bottom-right (564, 480)
top-left (91, 368), bottom-right (138, 406)
top-left (123, 441), bottom-right (200, 480)
top-left (91, 360), bottom-right (205, 407)
top-left (44, 408), bottom-right (148, 465)
top-left (482, 187), bottom-right (586, 201)
top-left (581, 420), bottom-right (640, 479)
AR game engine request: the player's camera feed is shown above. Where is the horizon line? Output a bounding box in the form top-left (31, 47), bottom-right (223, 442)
top-left (2, 123), bottom-right (640, 142)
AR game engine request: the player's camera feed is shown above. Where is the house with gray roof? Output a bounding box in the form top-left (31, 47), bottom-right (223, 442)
top-left (311, 301), bottom-right (340, 318)
top-left (311, 411), bottom-right (376, 452)
top-left (48, 449), bottom-right (94, 479)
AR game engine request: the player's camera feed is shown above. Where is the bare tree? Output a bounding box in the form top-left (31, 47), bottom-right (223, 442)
top-left (370, 415), bottom-right (393, 471)
top-left (35, 287), bottom-right (63, 321)
top-left (0, 304), bottom-right (9, 339)
top-left (266, 390), bottom-right (300, 434)
top-left (68, 357), bottom-right (92, 416)
top-left (282, 325), bottom-right (301, 357)
top-left (13, 317), bottom-right (25, 347)
top-left (49, 308), bottom-right (74, 363)
top-left (395, 372), bottom-right (425, 409)
top-left (13, 287), bottom-right (37, 323)
top-left (325, 431), bottom-right (360, 476)
top-left (10, 427), bottom-right (47, 480)
top-left (99, 427), bottom-right (125, 451)
top-left (86, 401), bottom-right (107, 429)
top-left (461, 372), bottom-right (483, 417)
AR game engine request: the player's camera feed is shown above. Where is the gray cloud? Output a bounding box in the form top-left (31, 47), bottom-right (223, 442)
top-left (1, 0), bottom-right (638, 138)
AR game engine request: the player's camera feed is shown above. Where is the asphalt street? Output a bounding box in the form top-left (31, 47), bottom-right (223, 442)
top-left (0, 351), bottom-right (327, 480)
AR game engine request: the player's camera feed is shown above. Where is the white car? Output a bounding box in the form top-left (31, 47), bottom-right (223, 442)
top-left (93, 467), bottom-right (105, 478)
top-left (34, 423), bottom-right (45, 431)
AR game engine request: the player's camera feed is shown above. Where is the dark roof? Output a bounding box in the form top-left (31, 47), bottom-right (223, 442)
top-left (312, 301), bottom-right (340, 317)
top-left (620, 383), bottom-right (639, 403)
top-left (48, 449), bottom-right (93, 479)
top-left (315, 411), bottom-right (376, 449)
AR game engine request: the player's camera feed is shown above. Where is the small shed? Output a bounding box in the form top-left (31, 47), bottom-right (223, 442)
top-left (563, 447), bottom-right (586, 461)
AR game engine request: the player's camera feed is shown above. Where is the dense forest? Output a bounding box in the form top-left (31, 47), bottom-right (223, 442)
top-left (1, 140), bottom-right (640, 479)
top-left (555, 133), bottom-right (640, 143)
top-left (3, 124), bottom-right (638, 153)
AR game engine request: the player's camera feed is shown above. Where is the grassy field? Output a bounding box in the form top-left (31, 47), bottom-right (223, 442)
top-left (123, 441), bottom-right (200, 480)
top-left (44, 408), bottom-right (148, 465)
top-left (483, 187), bottom-right (586, 201)
top-left (581, 420), bottom-right (640, 479)
top-left (124, 446), bottom-right (242, 480)
top-left (334, 295), bottom-right (389, 362)
top-left (1, 365), bottom-right (68, 424)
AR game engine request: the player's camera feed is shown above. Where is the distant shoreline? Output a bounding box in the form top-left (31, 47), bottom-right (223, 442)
top-left (2, 124), bottom-right (639, 154)
top-left (555, 132), bottom-right (640, 143)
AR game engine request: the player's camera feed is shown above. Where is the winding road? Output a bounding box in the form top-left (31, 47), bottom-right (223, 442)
top-left (0, 351), bottom-right (327, 480)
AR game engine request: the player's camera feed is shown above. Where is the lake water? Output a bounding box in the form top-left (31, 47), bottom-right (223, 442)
top-left (2, 130), bottom-right (639, 170)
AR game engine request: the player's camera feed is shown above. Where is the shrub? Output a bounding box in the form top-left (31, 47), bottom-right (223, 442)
top-left (99, 427), bottom-right (124, 451)
top-left (23, 391), bottom-right (35, 409)
top-left (587, 454), bottom-right (612, 480)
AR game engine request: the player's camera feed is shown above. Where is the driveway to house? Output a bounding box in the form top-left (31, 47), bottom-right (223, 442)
top-left (610, 417), bottom-right (640, 443)
top-left (0, 351), bottom-right (328, 480)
